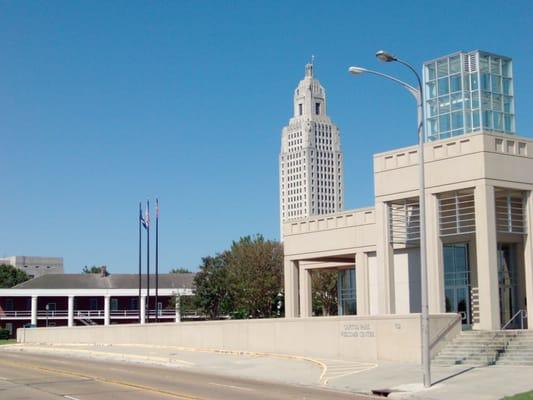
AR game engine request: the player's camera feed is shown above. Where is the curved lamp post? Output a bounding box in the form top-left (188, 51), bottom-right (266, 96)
top-left (349, 50), bottom-right (430, 388)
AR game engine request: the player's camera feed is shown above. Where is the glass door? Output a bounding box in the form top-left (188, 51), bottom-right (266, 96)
top-left (444, 243), bottom-right (472, 326)
top-left (498, 243), bottom-right (518, 328)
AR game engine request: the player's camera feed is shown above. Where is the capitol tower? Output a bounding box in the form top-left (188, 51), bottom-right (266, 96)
top-left (279, 62), bottom-right (344, 238)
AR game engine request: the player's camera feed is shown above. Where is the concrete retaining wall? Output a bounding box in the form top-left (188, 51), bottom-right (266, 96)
top-left (17, 313), bottom-right (460, 363)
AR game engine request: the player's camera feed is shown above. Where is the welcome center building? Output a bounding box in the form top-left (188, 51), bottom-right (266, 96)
top-left (14, 50), bottom-right (532, 365)
top-left (283, 50), bottom-right (532, 332)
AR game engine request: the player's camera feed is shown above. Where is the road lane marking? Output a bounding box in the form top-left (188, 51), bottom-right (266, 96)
top-left (208, 382), bottom-right (255, 392)
top-left (319, 360), bottom-right (377, 385)
top-left (3, 345), bottom-right (194, 367)
top-left (64, 396), bottom-right (81, 400)
top-left (0, 357), bottom-right (202, 400)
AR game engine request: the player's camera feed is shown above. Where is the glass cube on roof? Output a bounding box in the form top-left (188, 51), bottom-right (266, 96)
top-left (423, 50), bottom-right (515, 142)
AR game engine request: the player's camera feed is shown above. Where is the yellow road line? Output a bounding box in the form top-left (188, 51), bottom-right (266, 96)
top-left (0, 358), bottom-right (203, 400)
top-left (3, 345), bottom-right (193, 367)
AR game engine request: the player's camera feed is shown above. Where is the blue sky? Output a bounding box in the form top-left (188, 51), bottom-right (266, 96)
top-left (1, 1), bottom-right (532, 273)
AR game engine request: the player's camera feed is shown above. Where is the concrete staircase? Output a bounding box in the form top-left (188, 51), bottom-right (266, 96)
top-left (433, 330), bottom-right (519, 366)
top-left (496, 331), bottom-right (533, 366)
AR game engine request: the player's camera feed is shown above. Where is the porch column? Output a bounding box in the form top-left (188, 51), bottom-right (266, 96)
top-left (175, 292), bottom-right (181, 323)
top-left (355, 252), bottom-right (370, 315)
top-left (284, 259), bottom-right (299, 318)
top-left (140, 295), bottom-right (146, 324)
top-left (375, 201), bottom-right (395, 314)
top-left (426, 192), bottom-right (445, 313)
top-left (67, 296), bottom-right (74, 327)
top-left (524, 191), bottom-right (533, 330)
top-left (474, 183), bottom-right (500, 330)
top-left (299, 268), bottom-right (312, 317)
top-left (104, 296), bottom-right (110, 326)
top-left (31, 296), bottom-right (38, 326)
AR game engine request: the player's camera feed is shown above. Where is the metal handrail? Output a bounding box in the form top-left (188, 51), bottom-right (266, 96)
top-left (502, 309), bottom-right (528, 330)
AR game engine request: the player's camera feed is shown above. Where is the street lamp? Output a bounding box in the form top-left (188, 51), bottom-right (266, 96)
top-left (349, 51), bottom-right (431, 388)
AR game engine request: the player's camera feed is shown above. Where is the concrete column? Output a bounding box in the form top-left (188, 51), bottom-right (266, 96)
top-left (299, 268), bottom-right (312, 317)
top-left (67, 296), bottom-right (74, 327)
top-left (140, 295), bottom-right (146, 324)
top-left (104, 296), bottom-right (110, 326)
top-left (524, 191), bottom-right (533, 330)
top-left (31, 296), bottom-right (38, 326)
top-left (375, 201), bottom-right (395, 314)
top-left (474, 184), bottom-right (500, 330)
top-left (355, 252), bottom-right (370, 316)
top-left (426, 192), bottom-right (445, 313)
top-left (284, 259), bottom-right (299, 318)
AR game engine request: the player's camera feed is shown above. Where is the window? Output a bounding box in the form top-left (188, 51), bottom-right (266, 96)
top-left (315, 103), bottom-right (320, 115)
top-left (90, 298), bottom-right (99, 310)
top-left (5, 299), bottom-right (14, 311)
top-left (298, 103), bottom-right (303, 115)
top-left (111, 298), bottom-right (119, 311)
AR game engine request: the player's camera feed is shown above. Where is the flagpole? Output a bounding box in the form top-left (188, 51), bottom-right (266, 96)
top-left (155, 198), bottom-right (159, 323)
top-left (146, 200), bottom-right (150, 323)
top-left (138, 202), bottom-right (142, 324)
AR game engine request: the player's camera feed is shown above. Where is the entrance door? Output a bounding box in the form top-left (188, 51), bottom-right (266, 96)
top-left (498, 243), bottom-right (519, 328)
top-left (444, 243), bottom-right (472, 326)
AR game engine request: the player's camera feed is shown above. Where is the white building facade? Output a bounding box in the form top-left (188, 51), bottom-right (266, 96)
top-left (0, 256), bottom-right (64, 278)
top-left (279, 63), bottom-right (344, 237)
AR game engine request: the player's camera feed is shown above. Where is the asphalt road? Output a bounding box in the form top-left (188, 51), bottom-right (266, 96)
top-left (0, 351), bottom-right (376, 399)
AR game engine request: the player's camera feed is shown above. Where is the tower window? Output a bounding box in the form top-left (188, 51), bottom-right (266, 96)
top-left (299, 104), bottom-right (303, 115)
top-left (315, 103), bottom-right (320, 115)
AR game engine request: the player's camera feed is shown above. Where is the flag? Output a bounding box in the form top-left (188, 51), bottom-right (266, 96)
top-left (141, 201), bottom-right (150, 229)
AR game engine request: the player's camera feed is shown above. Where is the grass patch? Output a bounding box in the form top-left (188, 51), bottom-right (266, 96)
top-left (0, 339), bottom-right (16, 345)
top-left (502, 391), bottom-right (533, 400)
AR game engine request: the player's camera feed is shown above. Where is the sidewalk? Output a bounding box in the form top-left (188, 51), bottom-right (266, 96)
top-left (2, 343), bottom-right (532, 399)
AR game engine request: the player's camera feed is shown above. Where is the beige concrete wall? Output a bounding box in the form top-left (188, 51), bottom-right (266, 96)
top-left (17, 314), bottom-right (459, 363)
top-left (374, 132), bottom-right (533, 201)
top-left (283, 208), bottom-right (376, 260)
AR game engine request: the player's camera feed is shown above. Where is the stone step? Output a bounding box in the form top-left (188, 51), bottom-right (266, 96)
top-left (444, 343), bottom-right (507, 347)
top-left (433, 330), bottom-right (533, 366)
top-left (498, 354), bottom-right (533, 359)
top-left (497, 362), bottom-right (533, 366)
top-left (507, 341), bottom-right (533, 344)
top-left (434, 356), bottom-right (495, 363)
top-left (505, 346), bottom-right (533, 351)
top-left (453, 340), bottom-right (509, 344)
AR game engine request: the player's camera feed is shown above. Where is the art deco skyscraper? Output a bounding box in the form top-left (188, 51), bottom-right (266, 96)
top-left (279, 63), bottom-right (344, 237)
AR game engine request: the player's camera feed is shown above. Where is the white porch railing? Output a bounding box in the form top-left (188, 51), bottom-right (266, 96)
top-left (0, 309), bottom-right (177, 319)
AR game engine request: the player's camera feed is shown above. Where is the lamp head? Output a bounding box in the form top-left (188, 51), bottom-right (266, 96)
top-left (376, 50), bottom-right (396, 62)
top-left (348, 66), bottom-right (367, 75)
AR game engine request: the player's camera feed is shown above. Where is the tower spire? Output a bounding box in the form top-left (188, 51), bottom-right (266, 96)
top-left (305, 55), bottom-right (314, 78)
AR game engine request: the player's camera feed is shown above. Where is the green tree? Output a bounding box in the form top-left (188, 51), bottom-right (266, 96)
top-left (193, 255), bottom-right (233, 319)
top-left (311, 270), bottom-right (338, 316)
top-left (0, 264), bottom-right (30, 288)
top-left (82, 265), bottom-right (104, 274)
top-left (170, 267), bottom-right (193, 274)
top-left (225, 235), bottom-right (283, 319)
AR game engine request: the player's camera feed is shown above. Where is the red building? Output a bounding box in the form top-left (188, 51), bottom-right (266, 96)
top-left (0, 271), bottom-right (194, 338)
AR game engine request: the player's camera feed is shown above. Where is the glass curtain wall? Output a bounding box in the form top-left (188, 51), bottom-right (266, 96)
top-left (337, 269), bottom-right (356, 315)
top-left (424, 51), bottom-right (515, 141)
